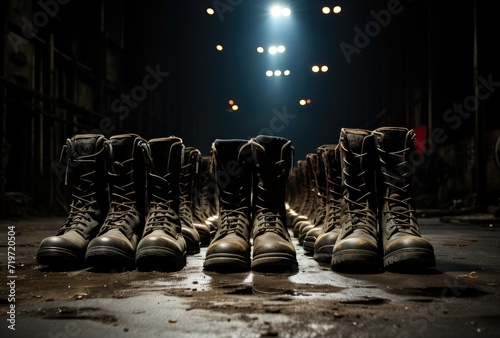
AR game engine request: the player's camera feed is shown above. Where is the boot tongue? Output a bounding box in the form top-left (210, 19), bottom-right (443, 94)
top-left (72, 135), bottom-right (100, 157)
top-left (109, 134), bottom-right (141, 162)
top-left (253, 135), bottom-right (292, 172)
top-left (344, 129), bottom-right (371, 154)
top-left (377, 128), bottom-right (409, 153)
top-left (149, 137), bottom-right (183, 176)
top-left (214, 139), bottom-right (248, 172)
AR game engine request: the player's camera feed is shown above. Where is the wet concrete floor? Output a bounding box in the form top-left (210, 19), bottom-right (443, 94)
top-left (0, 216), bottom-right (499, 337)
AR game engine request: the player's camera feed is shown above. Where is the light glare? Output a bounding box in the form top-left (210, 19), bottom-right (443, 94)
top-left (284, 70), bottom-right (290, 76)
top-left (321, 65), bottom-right (329, 72)
top-left (232, 104), bottom-right (239, 111)
top-left (207, 8), bottom-right (215, 15)
top-left (216, 45), bottom-right (223, 51)
top-left (257, 46), bottom-right (264, 53)
top-left (281, 8), bottom-right (291, 16)
top-left (312, 65), bottom-right (320, 73)
top-left (274, 70), bottom-right (282, 76)
top-left (333, 6), bottom-right (342, 14)
top-left (271, 6), bottom-right (281, 16)
top-left (266, 70), bottom-right (273, 77)
top-left (299, 99), bottom-right (306, 106)
top-left (269, 46), bottom-right (278, 54)
top-left (322, 7), bottom-right (331, 14)
top-left (277, 45), bottom-right (286, 53)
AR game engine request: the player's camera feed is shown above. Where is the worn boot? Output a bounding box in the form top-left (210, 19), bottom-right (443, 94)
top-left (303, 145), bottom-right (330, 252)
top-left (179, 147), bottom-right (202, 254)
top-left (85, 134), bottom-right (147, 269)
top-left (135, 137), bottom-right (187, 271)
top-left (314, 144), bottom-right (342, 262)
top-left (204, 139), bottom-right (253, 271)
top-left (251, 135), bottom-right (298, 271)
top-left (331, 129), bottom-right (381, 270)
top-left (373, 127), bottom-right (436, 269)
top-left (190, 151), bottom-right (212, 247)
top-left (37, 134), bottom-right (108, 267)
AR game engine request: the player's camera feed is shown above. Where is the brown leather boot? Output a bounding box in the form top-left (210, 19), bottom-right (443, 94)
top-left (251, 135), bottom-right (298, 271)
top-left (373, 127), bottom-right (436, 269)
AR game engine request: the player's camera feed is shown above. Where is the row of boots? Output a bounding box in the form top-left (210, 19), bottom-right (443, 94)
top-left (287, 127), bottom-right (436, 271)
top-left (37, 133), bottom-right (297, 272)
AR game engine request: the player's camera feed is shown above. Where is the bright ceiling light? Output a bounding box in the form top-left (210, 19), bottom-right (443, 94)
top-left (207, 8), bottom-right (215, 15)
top-left (299, 99), bottom-right (306, 106)
top-left (266, 70), bottom-right (273, 77)
top-left (271, 6), bottom-right (281, 16)
top-left (277, 45), bottom-right (286, 53)
top-left (321, 65), bottom-right (329, 72)
top-left (257, 46), bottom-right (264, 53)
top-left (284, 70), bottom-right (290, 76)
top-left (306, 99), bottom-right (312, 104)
top-left (269, 46), bottom-right (278, 54)
top-left (228, 99), bottom-right (234, 105)
top-left (312, 65), bottom-right (320, 73)
top-left (216, 45), bottom-right (223, 51)
top-left (281, 7), bottom-right (291, 16)
top-left (333, 6), bottom-right (342, 14)
top-left (274, 70), bottom-right (282, 76)
top-left (322, 7), bottom-right (331, 14)
top-left (232, 104), bottom-right (239, 111)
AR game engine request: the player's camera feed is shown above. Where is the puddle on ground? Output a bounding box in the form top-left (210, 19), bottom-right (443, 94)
top-left (339, 297), bottom-right (389, 305)
top-left (23, 306), bottom-right (118, 324)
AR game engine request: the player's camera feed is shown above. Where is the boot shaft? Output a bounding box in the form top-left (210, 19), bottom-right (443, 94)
top-left (211, 139), bottom-right (253, 215)
top-left (339, 128), bottom-right (377, 209)
top-left (373, 127), bottom-right (416, 199)
top-left (251, 135), bottom-right (293, 218)
top-left (63, 134), bottom-right (107, 198)
top-left (143, 136), bottom-right (184, 214)
top-left (180, 146), bottom-right (201, 215)
top-left (105, 133), bottom-right (147, 213)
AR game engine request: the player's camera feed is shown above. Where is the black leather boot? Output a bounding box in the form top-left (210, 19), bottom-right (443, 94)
top-left (85, 133), bottom-right (147, 269)
top-left (37, 134), bottom-right (108, 268)
top-left (314, 144), bottom-right (342, 262)
top-left (204, 139), bottom-right (253, 271)
top-left (331, 129), bottom-right (381, 270)
top-left (251, 135), bottom-right (298, 271)
top-left (135, 136), bottom-right (187, 271)
top-left (179, 147), bottom-right (202, 254)
top-left (373, 127), bottom-right (436, 269)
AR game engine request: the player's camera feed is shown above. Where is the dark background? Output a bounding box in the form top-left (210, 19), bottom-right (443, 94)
top-left (1, 0), bottom-right (499, 216)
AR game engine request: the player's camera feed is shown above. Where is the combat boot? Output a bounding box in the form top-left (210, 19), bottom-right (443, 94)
top-left (179, 147), bottom-right (202, 253)
top-left (37, 134), bottom-right (108, 267)
top-left (314, 144), bottom-right (342, 262)
top-left (251, 135), bottom-right (298, 271)
top-left (135, 136), bottom-right (187, 271)
top-left (204, 139), bottom-right (253, 271)
top-left (331, 129), bottom-right (381, 270)
top-left (85, 134), bottom-right (147, 269)
top-left (373, 127), bottom-right (436, 269)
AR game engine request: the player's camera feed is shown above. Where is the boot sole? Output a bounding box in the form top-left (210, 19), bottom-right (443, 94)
top-left (136, 247), bottom-right (186, 271)
top-left (384, 248), bottom-right (436, 269)
top-left (302, 237), bottom-right (317, 253)
top-left (314, 245), bottom-right (335, 262)
top-left (85, 246), bottom-right (135, 270)
top-left (184, 237), bottom-right (201, 255)
top-left (251, 253), bottom-right (298, 272)
top-left (36, 248), bottom-right (83, 267)
top-left (204, 254), bottom-right (251, 272)
top-left (331, 249), bottom-right (382, 271)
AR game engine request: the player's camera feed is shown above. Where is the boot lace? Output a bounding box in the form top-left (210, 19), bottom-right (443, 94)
top-left (98, 157), bottom-right (138, 236)
top-left (341, 146), bottom-right (377, 237)
top-left (143, 173), bottom-right (178, 237)
top-left (57, 148), bottom-right (103, 236)
top-left (379, 147), bottom-right (419, 236)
